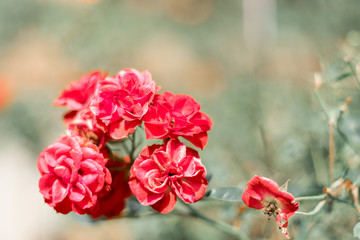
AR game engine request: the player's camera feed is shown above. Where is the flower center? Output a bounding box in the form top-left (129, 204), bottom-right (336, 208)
top-left (262, 201), bottom-right (280, 218)
top-left (168, 166), bottom-right (183, 178)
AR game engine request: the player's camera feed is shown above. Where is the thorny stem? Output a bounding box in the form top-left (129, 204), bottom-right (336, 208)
top-left (180, 201), bottom-right (250, 240)
top-left (314, 90), bottom-right (360, 156)
top-left (336, 108), bottom-right (360, 156)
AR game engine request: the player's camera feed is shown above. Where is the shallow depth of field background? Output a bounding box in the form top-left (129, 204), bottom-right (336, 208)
top-left (2, 0), bottom-right (360, 239)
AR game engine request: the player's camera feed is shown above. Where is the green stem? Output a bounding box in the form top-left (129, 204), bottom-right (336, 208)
top-left (295, 193), bottom-right (359, 215)
top-left (295, 194), bottom-right (327, 202)
top-left (314, 89), bottom-right (330, 121)
top-left (181, 201), bottom-right (249, 240)
top-left (296, 200), bottom-right (326, 216)
top-left (130, 130), bottom-right (137, 162)
top-left (336, 110), bottom-right (360, 156)
top-left (346, 60), bottom-right (360, 89)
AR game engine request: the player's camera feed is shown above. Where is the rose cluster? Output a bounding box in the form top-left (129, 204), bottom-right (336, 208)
top-left (38, 68), bottom-right (213, 218)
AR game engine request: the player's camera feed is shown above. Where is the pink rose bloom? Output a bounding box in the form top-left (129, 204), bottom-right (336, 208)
top-left (37, 136), bottom-right (111, 215)
top-left (242, 176), bottom-right (299, 239)
top-left (55, 71), bottom-right (106, 111)
top-left (128, 139), bottom-right (208, 214)
top-left (89, 158), bottom-right (131, 219)
top-left (143, 91), bottom-right (213, 149)
top-left (90, 68), bottom-right (157, 140)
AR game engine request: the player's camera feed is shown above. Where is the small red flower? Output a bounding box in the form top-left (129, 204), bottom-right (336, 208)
top-left (128, 139), bottom-right (208, 213)
top-left (55, 71), bottom-right (106, 111)
top-left (143, 91), bottom-right (213, 149)
top-left (89, 158), bottom-right (131, 219)
top-left (90, 68), bottom-right (157, 140)
top-left (37, 136), bottom-right (111, 214)
top-left (242, 176), bottom-right (299, 239)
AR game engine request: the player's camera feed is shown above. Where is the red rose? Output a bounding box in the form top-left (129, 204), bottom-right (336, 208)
top-left (55, 71), bottom-right (106, 111)
top-left (55, 71), bottom-right (108, 145)
top-left (90, 68), bottom-right (157, 140)
top-left (143, 91), bottom-right (213, 149)
top-left (128, 139), bottom-right (208, 213)
top-left (37, 136), bottom-right (111, 214)
top-left (242, 176), bottom-right (299, 239)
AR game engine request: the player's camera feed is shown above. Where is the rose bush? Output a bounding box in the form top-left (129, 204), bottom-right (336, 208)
top-left (38, 68), bottom-right (217, 221)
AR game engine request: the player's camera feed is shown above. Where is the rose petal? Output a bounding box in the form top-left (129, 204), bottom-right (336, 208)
top-left (150, 189), bottom-right (177, 214)
top-left (128, 176), bottom-right (164, 205)
top-left (52, 179), bottom-right (69, 203)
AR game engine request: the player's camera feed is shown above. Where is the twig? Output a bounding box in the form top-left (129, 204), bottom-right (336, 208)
top-left (336, 102), bottom-right (360, 156)
top-left (295, 194), bottom-right (327, 202)
top-left (314, 89), bottom-right (330, 121)
top-left (314, 90), bottom-right (360, 157)
top-left (295, 192), bottom-right (358, 215)
top-left (296, 200), bottom-right (326, 216)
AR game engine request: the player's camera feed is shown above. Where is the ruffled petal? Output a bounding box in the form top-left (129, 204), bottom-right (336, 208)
top-left (150, 189), bottom-right (177, 214)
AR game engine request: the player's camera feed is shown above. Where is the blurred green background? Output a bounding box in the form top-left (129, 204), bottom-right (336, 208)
top-left (2, 0), bottom-right (360, 239)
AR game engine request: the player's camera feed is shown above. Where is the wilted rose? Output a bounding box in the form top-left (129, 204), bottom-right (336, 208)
top-left (242, 176), bottom-right (299, 239)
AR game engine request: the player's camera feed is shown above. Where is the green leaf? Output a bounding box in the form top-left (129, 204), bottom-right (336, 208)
top-left (204, 187), bottom-right (243, 202)
top-left (353, 222), bottom-right (360, 239)
top-left (332, 72), bottom-right (353, 82)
